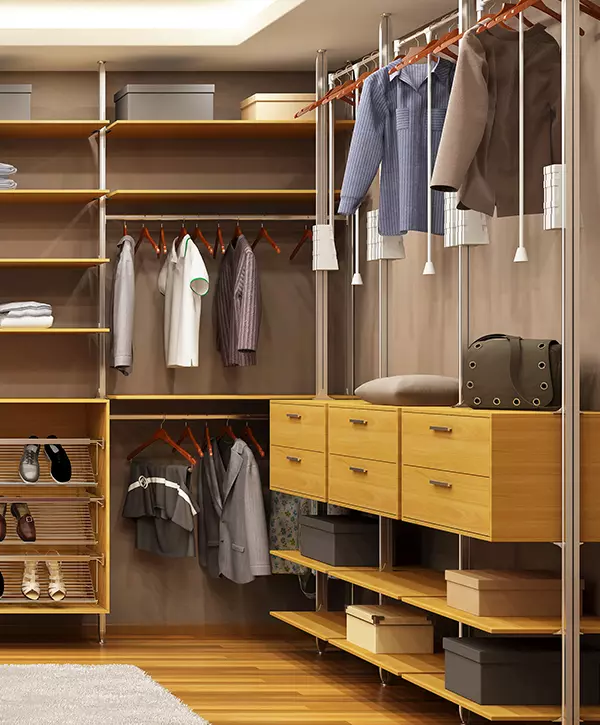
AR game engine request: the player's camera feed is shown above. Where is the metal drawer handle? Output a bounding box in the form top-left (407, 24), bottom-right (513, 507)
top-left (429, 479), bottom-right (452, 489)
top-left (349, 418), bottom-right (367, 425)
top-left (286, 456), bottom-right (302, 463)
top-left (430, 425), bottom-right (452, 433)
top-left (350, 466), bottom-right (368, 474)
top-left (286, 413), bottom-right (302, 420)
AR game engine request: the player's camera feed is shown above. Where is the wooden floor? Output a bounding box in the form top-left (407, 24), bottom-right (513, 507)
top-left (0, 634), bottom-right (461, 724)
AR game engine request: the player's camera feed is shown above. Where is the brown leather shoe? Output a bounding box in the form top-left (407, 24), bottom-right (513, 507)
top-left (10, 503), bottom-right (36, 542)
top-left (0, 503), bottom-right (6, 542)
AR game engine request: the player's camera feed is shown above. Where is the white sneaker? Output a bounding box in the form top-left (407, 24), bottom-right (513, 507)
top-left (22, 561), bottom-right (40, 600)
top-left (46, 560), bottom-right (66, 601)
top-left (19, 436), bottom-right (40, 484)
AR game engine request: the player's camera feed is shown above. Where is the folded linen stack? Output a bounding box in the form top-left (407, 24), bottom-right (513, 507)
top-left (0, 163), bottom-right (17, 190)
top-left (0, 301), bottom-right (53, 328)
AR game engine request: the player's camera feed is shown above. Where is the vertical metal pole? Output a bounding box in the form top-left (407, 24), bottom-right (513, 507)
top-left (561, 0), bottom-right (580, 721)
top-left (97, 61), bottom-right (107, 399)
top-left (378, 14), bottom-right (392, 379)
top-left (315, 50), bottom-right (329, 398)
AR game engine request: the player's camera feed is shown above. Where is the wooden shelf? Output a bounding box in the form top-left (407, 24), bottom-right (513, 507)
top-left (0, 120), bottom-right (107, 138)
top-left (403, 672), bottom-right (600, 722)
top-left (332, 567), bottom-right (447, 599)
top-left (270, 611), bottom-right (346, 641)
top-left (269, 550), bottom-right (332, 574)
top-left (106, 119), bottom-right (354, 139)
top-left (0, 603), bottom-right (108, 615)
top-left (0, 560), bottom-right (96, 605)
top-left (0, 190), bottom-right (107, 204)
top-left (108, 394), bottom-right (314, 400)
top-left (107, 189), bottom-right (336, 203)
top-left (0, 258), bottom-right (109, 268)
top-left (0, 327), bottom-right (109, 334)
top-left (404, 596), bottom-right (600, 635)
top-left (331, 639), bottom-right (444, 676)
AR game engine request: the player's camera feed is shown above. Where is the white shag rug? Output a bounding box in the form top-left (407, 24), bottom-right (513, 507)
top-left (0, 664), bottom-right (210, 724)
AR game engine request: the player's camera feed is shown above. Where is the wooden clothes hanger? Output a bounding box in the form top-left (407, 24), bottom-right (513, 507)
top-left (213, 224), bottom-right (226, 259)
top-left (159, 224), bottom-right (168, 255)
top-left (231, 221), bottom-right (243, 243)
top-left (191, 224), bottom-right (214, 256)
top-left (485, 0), bottom-right (585, 35)
top-left (134, 224), bottom-right (161, 257)
top-left (122, 221), bottom-right (129, 237)
top-left (290, 225), bottom-right (312, 261)
top-left (390, 35), bottom-right (441, 74)
top-left (252, 223), bottom-right (281, 253)
top-left (127, 423), bottom-right (196, 467)
top-left (218, 420), bottom-right (237, 441)
top-left (175, 222), bottom-right (189, 250)
top-left (205, 423), bottom-right (213, 457)
top-left (580, 0), bottom-right (600, 21)
top-left (243, 422), bottom-right (265, 459)
top-left (175, 423), bottom-right (204, 459)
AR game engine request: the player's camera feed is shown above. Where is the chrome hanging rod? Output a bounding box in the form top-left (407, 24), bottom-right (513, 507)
top-left (330, 8), bottom-right (459, 82)
top-left (106, 214), bottom-right (344, 223)
top-left (110, 414), bottom-right (269, 422)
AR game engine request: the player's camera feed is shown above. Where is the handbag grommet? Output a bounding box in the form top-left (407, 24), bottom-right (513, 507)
top-left (540, 382), bottom-right (549, 391)
top-left (538, 342), bottom-right (546, 349)
top-left (473, 397), bottom-right (481, 406)
top-left (538, 361), bottom-right (546, 369)
top-left (533, 398), bottom-right (541, 406)
top-left (513, 398), bottom-right (521, 406)
top-left (466, 381), bottom-right (474, 389)
top-left (469, 361), bottom-right (477, 369)
top-left (493, 398), bottom-right (501, 406)
top-left (474, 343), bottom-right (482, 349)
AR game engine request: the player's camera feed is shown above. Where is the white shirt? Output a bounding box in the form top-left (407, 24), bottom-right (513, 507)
top-left (158, 235), bottom-right (209, 368)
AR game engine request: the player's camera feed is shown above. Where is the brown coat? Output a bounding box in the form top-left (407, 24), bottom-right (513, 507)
top-left (431, 24), bottom-right (561, 217)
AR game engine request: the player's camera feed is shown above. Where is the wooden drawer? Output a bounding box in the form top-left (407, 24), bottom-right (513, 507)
top-left (270, 445), bottom-right (326, 501)
top-left (329, 405), bottom-right (400, 463)
top-left (402, 465), bottom-right (490, 538)
top-left (328, 454), bottom-right (400, 518)
top-left (270, 402), bottom-right (326, 453)
top-left (402, 411), bottom-right (490, 477)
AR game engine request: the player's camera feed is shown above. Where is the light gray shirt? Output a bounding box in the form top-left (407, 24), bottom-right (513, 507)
top-left (111, 235), bottom-right (135, 376)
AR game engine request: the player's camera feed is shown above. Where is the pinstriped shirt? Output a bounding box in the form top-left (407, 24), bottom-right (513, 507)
top-left (339, 59), bottom-right (455, 237)
top-left (215, 235), bottom-right (261, 367)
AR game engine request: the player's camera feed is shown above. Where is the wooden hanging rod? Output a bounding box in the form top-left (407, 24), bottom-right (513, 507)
top-left (107, 215), bottom-right (345, 222)
top-left (110, 414), bottom-right (269, 421)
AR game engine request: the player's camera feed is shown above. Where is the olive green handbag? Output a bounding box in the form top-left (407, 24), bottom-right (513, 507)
top-left (463, 334), bottom-right (562, 410)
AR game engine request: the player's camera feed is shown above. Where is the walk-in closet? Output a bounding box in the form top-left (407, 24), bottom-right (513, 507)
top-left (0, 0), bottom-right (593, 723)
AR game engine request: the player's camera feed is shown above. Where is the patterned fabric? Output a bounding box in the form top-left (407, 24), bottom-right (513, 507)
top-left (215, 235), bottom-right (261, 367)
top-left (339, 59), bottom-right (455, 237)
top-left (269, 492), bottom-right (310, 574)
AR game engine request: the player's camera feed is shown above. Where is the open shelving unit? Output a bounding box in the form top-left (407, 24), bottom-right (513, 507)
top-left (0, 120), bottom-right (108, 138)
top-left (270, 610), bottom-right (346, 641)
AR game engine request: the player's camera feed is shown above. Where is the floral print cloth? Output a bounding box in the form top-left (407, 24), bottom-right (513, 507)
top-left (269, 492), bottom-right (310, 574)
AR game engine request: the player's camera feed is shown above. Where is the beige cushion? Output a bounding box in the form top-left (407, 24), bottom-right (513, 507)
top-left (355, 375), bottom-right (459, 407)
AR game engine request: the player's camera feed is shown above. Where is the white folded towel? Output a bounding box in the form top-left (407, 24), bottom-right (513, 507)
top-left (0, 315), bottom-right (53, 328)
top-left (0, 179), bottom-right (18, 190)
top-left (5, 307), bottom-right (53, 318)
top-left (0, 301), bottom-right (52, 314)
top-left (0, 163), bottom-right (17, 176)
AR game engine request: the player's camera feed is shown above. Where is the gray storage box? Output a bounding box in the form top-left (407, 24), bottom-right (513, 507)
top-left (114, 84), bottom-right (215, 121)
top-left (444, 637), bottom-right (600, 706)
top-left (299, 515), bottom-right (379, 567)
top-left (0, 85), bottom-right (32, 120)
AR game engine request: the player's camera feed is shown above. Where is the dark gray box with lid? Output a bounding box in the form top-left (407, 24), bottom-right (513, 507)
top-left (114, 84), bottom-right (215, 120)
top-left (444, 637), bottom-right (600, 705)
top-left (299, 515), bottom-right (379, 567)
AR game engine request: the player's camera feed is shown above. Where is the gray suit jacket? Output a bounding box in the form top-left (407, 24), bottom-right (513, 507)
top-left (215, 235), bottom-right (261, 368)
top-left (195, 438), bottom-right (270, 584)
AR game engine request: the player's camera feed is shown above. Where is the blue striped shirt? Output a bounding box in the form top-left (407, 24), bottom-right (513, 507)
top-left (339, 59), bottom-right (455, 237)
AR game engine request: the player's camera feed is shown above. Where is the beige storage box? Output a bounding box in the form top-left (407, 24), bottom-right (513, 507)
top-left (445, 570), bottom-right (567, 617)
top-left (346, 603), bottom-right (433, 654)
top-left (240, 93), bottom-right (316, 121)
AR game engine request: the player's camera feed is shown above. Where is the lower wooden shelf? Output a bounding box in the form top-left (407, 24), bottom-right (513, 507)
top-left (403, 672), bottom-right (600, 722)
top-left (270, 610), bottom-right (346, 641)
top-left (404, 596), bottom-right (600, 635)
top-left (0, 327), bottom-right (109, 334)
top-left (269, 549), bottom-right (333, 574)
top-left (332, 567), bottom-right (447, 599)
top-left (331, 639), bottom-right (444, 676)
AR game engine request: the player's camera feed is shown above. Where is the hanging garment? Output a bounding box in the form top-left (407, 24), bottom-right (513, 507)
top-left (123, 459), bottom-right (198, 557)
top-left (338, 58), bottom-right (455, 237)
top-left (158, 234), bottom-right (209, 368)
top-left (111, 234), bottom-right (135, 376)
top-left (431, 24), bottom-right (561, 217)
top-left (194, 437), bottom-right (270, 584)
top-left (215, 235), bottom-right (261, 368)
top-left (269, 491), bottom-right (311, 574)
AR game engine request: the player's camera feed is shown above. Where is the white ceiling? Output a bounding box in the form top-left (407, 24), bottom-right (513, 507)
top-left (0, 0), bottom-right (456, 70)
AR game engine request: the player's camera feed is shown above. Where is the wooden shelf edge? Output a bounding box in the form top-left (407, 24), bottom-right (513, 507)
top-left (108, 394), bottom-right (312, 400)
top-left (0, 327), bottom-right (109, 334)
top-left (269, 549), bottom-right (332, 574)
top-left (0, 258), bottom-right (110, 267)
top-left (105, 119), bottom-right (354, 138)
top-left (331, 639), bottom-right (444, 676)
top-left (270, 610), bottom-right (346, 642)
top-left (331, 566), bottom-right (447, 600)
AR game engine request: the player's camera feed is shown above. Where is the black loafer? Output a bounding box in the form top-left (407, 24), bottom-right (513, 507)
top-left (44, 435), bottom-right (72, 483)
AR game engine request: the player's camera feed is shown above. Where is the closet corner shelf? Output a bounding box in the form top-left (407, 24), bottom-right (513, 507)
top-left (0, 327), bottom-right (109, 335)
top-left (105, 119), bottom-right (354, 139)
top-left (403, 672), bottom-right (600, 722)
top-left (403, 596), bottom-right (600, 635)
top-left (0, 258), bottom-right (109, 268)
top-left (0, 190), bottom-right (108, 204)
top-left (331, 639), bottom-right (445, 676)
top-left (107, 189), bottom-right (339, 203)
top-left (0, 120), bottom-right (108, 138)
top-left (270, 611), bottom-right (346, 642)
